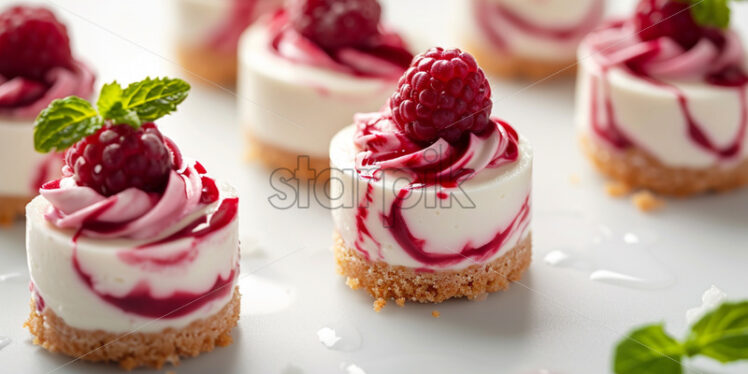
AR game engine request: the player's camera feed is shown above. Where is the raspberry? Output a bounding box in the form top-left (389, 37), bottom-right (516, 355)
top-left (634, 0), bottom-right (704, 50)
top-left (0, 6), bottom-right (74, 82)
top-left (390, 47), bottom-right (493, 144)
top-left (290, 0), bottom-right (381, 50)
top-left (65, 123), bottom-right (175, 196)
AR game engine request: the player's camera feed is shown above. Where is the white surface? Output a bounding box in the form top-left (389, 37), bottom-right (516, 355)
top-left (0, 0), bottom-right (748, 373)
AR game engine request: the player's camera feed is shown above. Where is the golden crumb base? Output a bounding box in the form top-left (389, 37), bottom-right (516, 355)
top-left (334, 232), bottom-right (532, 305)
top-left (465, 41), bottom-right (576, 80)
top-left (177, 43), bottom-right (238, 86)
top-left (24, 288), bottom-right (241, 370)
top-left (581, 136), bottom-right (748, 196)
top-left (245, 130), bottom-right (329, 181)
top-left (0, 195), bottom-right (29, 226)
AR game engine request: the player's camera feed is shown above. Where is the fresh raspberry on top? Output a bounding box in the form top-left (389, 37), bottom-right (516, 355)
top-left (290, 0), bottom-right (382, 50)
top-left (634, 0), bottom-right (704, 49)
top-left (0, 6), bottom-right (74, 82)
top-left (65, 123), bottom-right (175, 196)
top-left (390, 47), bottom-right (493, 144)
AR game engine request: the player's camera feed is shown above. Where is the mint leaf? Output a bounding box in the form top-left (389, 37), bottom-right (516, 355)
top-left (33, 96), bottom-right (104, 153)
top-left (614, 324), bottom-right (684, 374)
top-left (689, 0), bottom-right (732, 28)
top-left (96, 81), bottom-right (141, 127)
top-left (686, 301), bottom-right (748, 363)
top-left (96, 81), bottom-right (123, 116)
top-left (119, 77), bottom-right (190, 123)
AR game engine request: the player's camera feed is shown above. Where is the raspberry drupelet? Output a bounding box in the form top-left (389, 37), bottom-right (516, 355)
top-left (389, 47), bottom-right (493, 144)
top-left (0, 6), bottom-right (74, 81)
top-left (289, 0), bottom-right (382, 50)
top-left (64, 123), bottom-right (175, 196)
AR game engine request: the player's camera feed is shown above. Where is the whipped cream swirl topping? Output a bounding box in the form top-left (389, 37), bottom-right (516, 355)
top-left (586, 20), bottom-right (746, 83)
top-left (0, 61), bottom-right (95, 119)
top-left (40, 159), bottom-right (216, 240)
top-left (353, 112), bottom-right (519, 186)
top-left (267, 10), bottom-right (413, 79)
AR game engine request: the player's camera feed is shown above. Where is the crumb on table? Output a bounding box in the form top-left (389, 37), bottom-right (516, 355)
top-left (632, 190), bottom-right (664, 212)
top-left (373, 298), bottom-right (386, 312)
top-left (431, 310), bottom-right (440, 318)
top-left (345, 277), bottom-right (360, 290)
top-left (569, 174), bottom-right (580, 185)
top-left (605, 181), bottom-right (632, 197)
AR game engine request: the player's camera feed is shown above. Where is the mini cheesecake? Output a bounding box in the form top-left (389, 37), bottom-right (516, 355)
top-left (458, 0), bottom-right (604, 79)
top-left (576, 0), bottom-right (748, 196)
top-left (330, 48), bottom-right (533, 306)
top-left (238, 0), bottom-right (413, 179)
top-left (24, 78), bottom-right (240, 369)
top-left (0, 6), bottom-right (95, 224)
top-left (175, 0), bottom-right (281, 85)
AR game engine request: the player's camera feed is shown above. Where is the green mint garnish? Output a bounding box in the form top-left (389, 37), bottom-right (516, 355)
top-left (614, 324), bottom-right (683, 374)
top-left (685, 301), bottom-right (748, 363)
top-left (34, 97), bottom-right (103, 153)
top-left (682, 0), bottom-right (745, 29)
top-left (613, 301), bottom-right (748, 374)
top-left (34, 77), bottom-right (190, 153)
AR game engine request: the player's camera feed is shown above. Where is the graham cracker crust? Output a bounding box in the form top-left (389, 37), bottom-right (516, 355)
top-left (0, 195), bottom-right (30, 226)
top-left (334, 231), bottom-right (532, 304)
top-left (24, 288), bottom-right (241, 370)
top-left (245, 130), bottom-right (329, 181)
top-left (581, 136), bottom-right (748, 196)
top-left (465, 41), bottom-right (576, 80)
top-left (177, 43), bottom-right (238, 86)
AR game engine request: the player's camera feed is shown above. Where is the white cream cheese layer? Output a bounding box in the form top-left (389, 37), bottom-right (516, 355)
top-left (238, 24), bottom-right (398, 158)
top-left (26, 182), bottom-right (239, 333)
top-left (329, 125), bottom-right (533, 271)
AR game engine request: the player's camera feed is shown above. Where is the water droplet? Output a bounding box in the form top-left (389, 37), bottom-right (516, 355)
top-left (686, 285), bottom-right (727, 325)
top-left (318, 322), bottom-right (361, 351)
top-left (0, 337), bottom-right (11, 350)
top-left (543, 250), bottom-right (570, 266)
top-left (340, 363), bottom-right (366, 374)
top-left (0, 272), bottom-right (24, 282)
top-left (238, 275), bottom-right (294, 315)
top-left (623, 232), bottom-right (639, 244)
top-left (536, 211), bottom-right (672, 290)
top-left (589, 270), bottom-right (672, 289)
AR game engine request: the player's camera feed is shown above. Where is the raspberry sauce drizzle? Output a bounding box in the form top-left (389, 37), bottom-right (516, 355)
top-left (382, 193), bottom-right (530, 267)
top-left (353, 115), bottom-right (526, 267)
top-left (475, 0), bottom-right (603, 50)
top-left (588, 22), bottom-right (748, 160)
top-left (71, 197), bottom-right (239, 318)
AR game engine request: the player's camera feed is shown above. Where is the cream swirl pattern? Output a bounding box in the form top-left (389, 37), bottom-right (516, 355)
top-left (0, 61), bottom-right (95, 119)
top-left (268, 10), bottom-right (412, 79)
top-left (41, 161), bottom-right (205, 240)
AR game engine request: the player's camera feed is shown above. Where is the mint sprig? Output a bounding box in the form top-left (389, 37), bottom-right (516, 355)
top-left (34, 77), bottom-right (190, 153)
top-left (681, 0), bottom-right (745, 29)
top-left (614, 301), bottom-right (748, 374)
